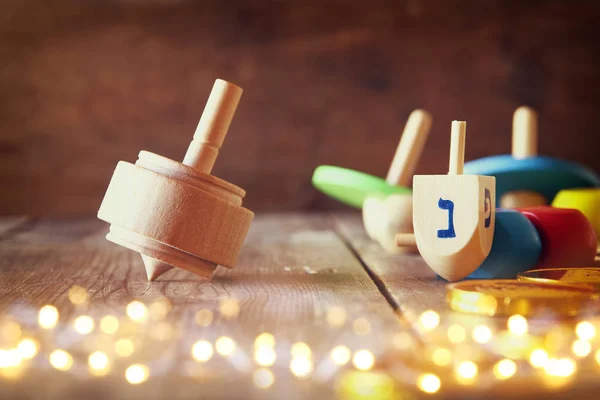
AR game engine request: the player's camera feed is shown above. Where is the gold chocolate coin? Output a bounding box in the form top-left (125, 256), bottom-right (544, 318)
top-left (447, 279), bottom-right (600, 317)
top-left (518, 268), bottom-right (600, 290)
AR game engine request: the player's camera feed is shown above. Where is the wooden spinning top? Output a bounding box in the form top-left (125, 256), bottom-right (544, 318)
top-left (97, 79), bottom-right (254, 281)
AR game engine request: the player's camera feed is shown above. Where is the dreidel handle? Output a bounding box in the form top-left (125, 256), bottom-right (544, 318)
top-left (512, 106), bottom-right (538, 159)
top-left (448, 121), bottom-right (466, 175)
top-left (183, 79), bottom-right (243, 173)
top-left (385, 109), bottom-right (433, 186)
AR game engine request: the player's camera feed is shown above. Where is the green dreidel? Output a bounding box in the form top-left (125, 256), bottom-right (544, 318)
top-left (312, 110), bottom-right (432, 253)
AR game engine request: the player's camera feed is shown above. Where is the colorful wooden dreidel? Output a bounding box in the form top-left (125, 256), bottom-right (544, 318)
top-left (97, 79), bottom-right (254, 281)
top-left (466, 209), bottom-right (542, 279)
top-left (312, 109), bottom-right (432, 253)
top-left (517, 207), bottom-right (597, 269)
top-left (464, 107), bottom-right (600, 206)
top-left (412, 121), bottom-right (496, 281)
top-left (552, 188), bottom-right (600, 240)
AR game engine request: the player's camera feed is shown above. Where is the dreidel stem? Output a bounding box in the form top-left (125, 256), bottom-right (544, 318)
top-left (183, 79), bottom-right (243, 173)
top-left (512, 106), bottom-right (538, 159)
top-left (448, 121), bottom-right (466, 175)
top-left (385, 109), bottom-right (433, 186)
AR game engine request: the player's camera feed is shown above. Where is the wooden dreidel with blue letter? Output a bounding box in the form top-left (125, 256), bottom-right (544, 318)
top-left (412, 121), bottom-right (496, 281)
top-left (464, 107), bottom-right (600, 207)
top-left (97, 79), bottom-right (254, 281)
top-left (312, 109), bottom-right (432, 253)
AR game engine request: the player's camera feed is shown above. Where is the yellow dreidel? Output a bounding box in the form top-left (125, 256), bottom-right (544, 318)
top-left (412, 121), bottom-right (496, 281)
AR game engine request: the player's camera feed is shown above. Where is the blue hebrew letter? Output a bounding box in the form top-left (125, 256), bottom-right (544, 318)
top-left (437, 198), bottom-right (456, 238)
top-left (484, 188), bottom-right (491, 228)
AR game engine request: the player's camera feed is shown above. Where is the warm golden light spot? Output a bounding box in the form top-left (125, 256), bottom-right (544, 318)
top-left (38, 305), bottom-right (59, 329)
top-left (74, 315), bottom-right (94, 335)
top-left (326, 307), bottom-right (347, 328)
top-left (544, 358), bottom-right (576, 377)
top-left (572, 339), bottom-right (592, 358)
top-left (472, 325), bottom-right (492, 344)
top-left (255, 332), bottom-right (275, 348)
top-left (507, 314), bottom-right (528, 336)
top-left (149, 297), bottom-right (171, 320)
top-left (99, 315), bottom-right (120, 335)
top-left (494, 359), bottom-right (517, 379)
top-left (595, 349), bottom-right (600, 365)
top-left (195, 309), bottom-right (213, 327)
top-left (68, 285), bottom-right (88, 305)
top-left (576, 321), bottom-right (596, 341)
top-left (252, 368), bottom-right (274, 389)
top-left (417, 373), bottom-right (441, 394)
top-left (49, 350), bottom-right (73, 371)
top-left (1, 321), bottom-right (21, 343)
top-left (447, 324), bottom-right (466, 343)
top-left (331, 346), bottom-right (351, 365)
top-left (0, 348), bottom-right (22, 368)
top-left (126, 301), bottom-right (148, 322)
top-left (191, 340), bottom-right (214, 362)
top-left (125, 364), bottom-right (149, 384)
top-left (115, 338), bottom-right (135, 357)
top-left (215, 336), bottom-right (236, 356)
top-left (17, 338), bottom-right (38, 360)
top-left (290, 356), bottom-right (312, 378)
top-left (219, 299), bottom-right (240, 319)
top-left (431, 347), bottom-right (452, 367)
top-left (353, 318), bottom-right (371, 336)
top-left (291, 342), bottom-right (311, 358)
top-left (457, 361), bottom-right (478, 380)
top-left (529, 348), bottom-right (549, 368)
top-left (88, 351), bottom-right (110, 376)
top-left (418, 310), bottom-right (440, 331)
top-left (352, 350), bottom-right (375, 371)
top-left (254, 346), bottom-right (276, 367)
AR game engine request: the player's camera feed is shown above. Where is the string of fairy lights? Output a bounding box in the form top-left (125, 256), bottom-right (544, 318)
top-left (1, 285), bottom-right (600, 395)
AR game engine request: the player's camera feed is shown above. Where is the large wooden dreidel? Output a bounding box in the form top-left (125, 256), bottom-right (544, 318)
top-left (464, 107), bottom-right (600, 207)
top-left (412, 121), bottom-right (496, 281)
top-left (97, 79), bottom-right (254, 281)
top-left (312, 110), bottom-right (432, 253)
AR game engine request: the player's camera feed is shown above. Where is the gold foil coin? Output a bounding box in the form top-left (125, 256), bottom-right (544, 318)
top-left (447, 279), bottom-right (600, 317)
top-left (518, 268), bottom-right (600, 290)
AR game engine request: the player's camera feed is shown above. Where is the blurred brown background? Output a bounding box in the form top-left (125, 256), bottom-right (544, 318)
top-left (1, 0), bottom-right (599, 216)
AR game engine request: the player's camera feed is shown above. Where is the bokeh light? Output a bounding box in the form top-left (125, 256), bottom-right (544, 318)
top-left (352, 350), bottom-right (374, 371)
top-left (125, 364), bottom-right (149, 384)
top-left (38, 305), bottom-right (59, 330)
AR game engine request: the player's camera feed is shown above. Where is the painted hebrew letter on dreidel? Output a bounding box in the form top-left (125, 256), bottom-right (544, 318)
top-left (437, 198), bottom-right (456, 238)
top-left (413, 121), bottom-right (496, 281)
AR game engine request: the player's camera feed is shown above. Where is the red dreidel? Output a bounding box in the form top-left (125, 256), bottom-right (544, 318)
top-left (518, 207), bottom-right (597, 269)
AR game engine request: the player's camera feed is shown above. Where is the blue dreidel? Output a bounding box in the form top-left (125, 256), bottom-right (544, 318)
top-left (466, 209), bottom-right (542, 279)
top-left (463, 107), bottom-right (600, 207)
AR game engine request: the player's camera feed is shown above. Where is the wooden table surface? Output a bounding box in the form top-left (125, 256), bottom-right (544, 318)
top-left (0, 213), bottom-right (599, 399)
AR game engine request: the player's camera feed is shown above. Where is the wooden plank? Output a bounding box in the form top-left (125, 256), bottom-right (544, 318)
top-left (333, 213), bottom-right (445, 316)
top-left (0, 213), bottom-right (401, 399)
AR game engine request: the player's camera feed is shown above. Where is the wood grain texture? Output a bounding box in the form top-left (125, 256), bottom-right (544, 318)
top-left (0, 213), bottom-right (402, 399)
top-left (1, 0), bottom-right (600, 215)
